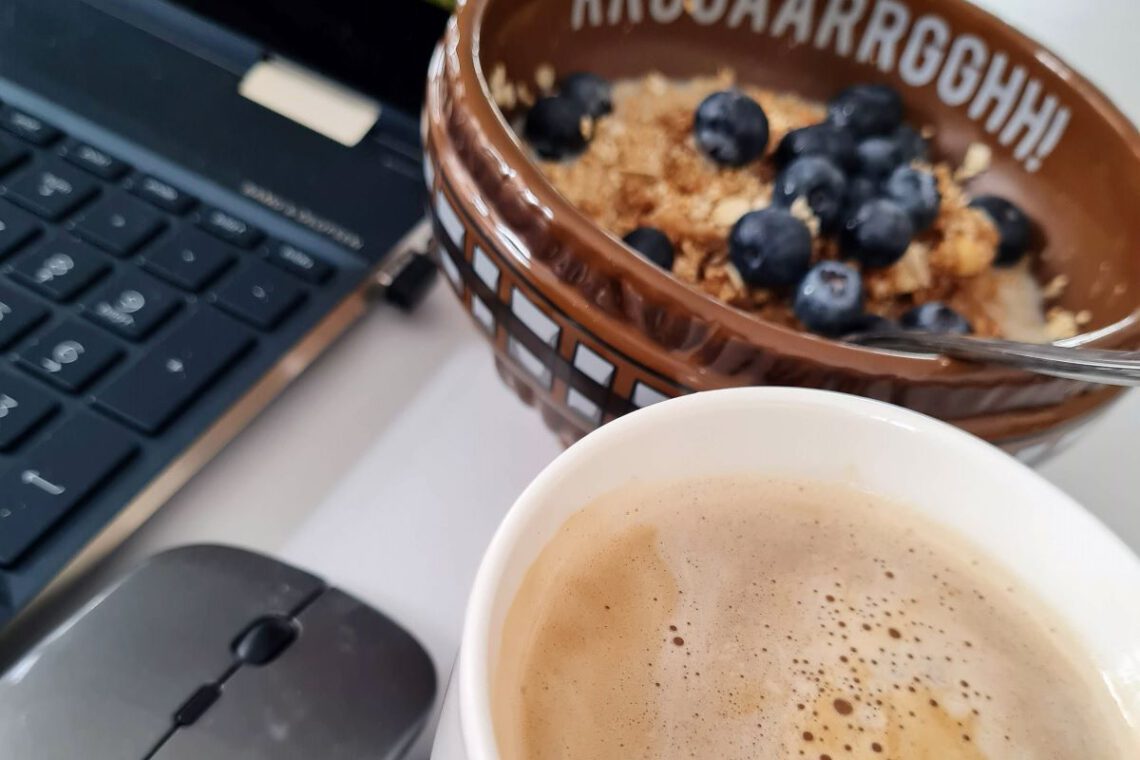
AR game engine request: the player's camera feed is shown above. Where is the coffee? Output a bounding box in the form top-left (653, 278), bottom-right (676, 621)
top-left (492, 477), bottom-right (1136, 759)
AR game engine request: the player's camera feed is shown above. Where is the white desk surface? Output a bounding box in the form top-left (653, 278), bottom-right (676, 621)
top-left (5, 1), bottom-right (1140, 756)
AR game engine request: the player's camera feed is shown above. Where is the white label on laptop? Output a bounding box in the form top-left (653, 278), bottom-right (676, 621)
top-left (238, 57), bottom-right (381, 147)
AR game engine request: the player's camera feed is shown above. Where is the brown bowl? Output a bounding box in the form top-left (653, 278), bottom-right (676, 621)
top-left (423, 0), bottom-right (1140, 461)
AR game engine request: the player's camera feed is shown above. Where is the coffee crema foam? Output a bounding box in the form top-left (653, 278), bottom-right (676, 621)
top-left (492, 477), bottom-right (1137, 759)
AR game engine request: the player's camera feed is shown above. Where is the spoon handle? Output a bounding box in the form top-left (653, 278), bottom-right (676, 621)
top-left (849, 332), bottom-right (1140, 386)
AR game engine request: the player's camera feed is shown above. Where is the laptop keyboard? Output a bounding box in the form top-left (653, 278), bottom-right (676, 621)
top-left (0, 105), bottom-right (341, 576)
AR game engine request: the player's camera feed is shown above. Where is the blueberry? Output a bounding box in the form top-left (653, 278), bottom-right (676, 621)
top-left (849, 312), bottom-right (896, 334)
top-left (901, 302), bottom-right (972, 334)
top-left (694, 90), bottom-right (770, 167)
top-left (892, 124), bottom-right (929, 163)
top-left (855, 137), bottom-right (905, 183)
top-left (794, 261), bottom-right (865, 336)
top-left (729, 208), bottom-right (813, 287)
top-left (524, 95), bottom-right (590, 160)
top-left (842, 175), bottom-right (880, 224)
top-left (969, 195), bottom-right (1033, 266)
top-left (561, 72), bottom-right (612, 118)
top-left (841, 198), bottom-right (914, 268)
top-left (827, 84), bottom-right (904, 138)
top-left (622, 226), bottom-right (675, 269)
top-left (773, 156), bottom-right (848, 232)
top-left (883, 166), bottom-right (941, 231)
top-left (773, 123), bottom-right (857, 171)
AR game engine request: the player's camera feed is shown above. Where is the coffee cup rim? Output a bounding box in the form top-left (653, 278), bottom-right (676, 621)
top-left (457, 388), bottom-right (1140, 758)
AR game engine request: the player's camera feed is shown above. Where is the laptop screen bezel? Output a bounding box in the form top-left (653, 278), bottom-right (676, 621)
top-left (166, 0), bottom-right (452, 115)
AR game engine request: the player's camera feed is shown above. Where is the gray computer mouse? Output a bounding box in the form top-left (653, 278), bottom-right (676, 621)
top-left (0, 544), bottom-right (436, 759)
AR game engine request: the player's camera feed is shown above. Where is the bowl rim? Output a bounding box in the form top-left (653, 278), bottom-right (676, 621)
top-left (448, 0), bottom-right (1140, 383)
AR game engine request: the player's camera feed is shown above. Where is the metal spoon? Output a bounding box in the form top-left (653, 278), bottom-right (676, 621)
top-left (847, 330), bottom-right (1140, 386)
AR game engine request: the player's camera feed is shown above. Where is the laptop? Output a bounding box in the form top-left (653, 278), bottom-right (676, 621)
top-left (0, 0), bottom-right (450, 628)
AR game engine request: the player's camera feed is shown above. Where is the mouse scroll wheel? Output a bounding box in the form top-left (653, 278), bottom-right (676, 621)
top-left (232, 614), bottom-right (298, 666)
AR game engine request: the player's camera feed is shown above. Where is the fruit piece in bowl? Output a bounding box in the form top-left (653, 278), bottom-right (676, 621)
top-left (423, 0), bottom-right (1140, 461)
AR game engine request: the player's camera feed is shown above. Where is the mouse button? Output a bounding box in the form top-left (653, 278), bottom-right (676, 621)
top-left (152, 545), bottom-right (325, 617)
top-left (155, 589), bottom-right (437, 760)
top-left (232, 615), bottom-right (298, 666)
top-left (139, 544), bottom-right (323, 661)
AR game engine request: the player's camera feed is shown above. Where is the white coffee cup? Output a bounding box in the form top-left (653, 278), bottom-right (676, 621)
top-left (431, 388), bottom-right (1140, 759)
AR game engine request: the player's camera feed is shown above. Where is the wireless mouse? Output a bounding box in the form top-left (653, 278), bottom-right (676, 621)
top-left (0, 544), bottom-right (436, 759)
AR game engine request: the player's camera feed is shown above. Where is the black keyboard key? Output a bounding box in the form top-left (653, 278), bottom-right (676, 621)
top-left (0, 412), bottom-right (136, 567)
top-left (0, 108), bottom-right (61, 146)
top-left (4, 159), bottom-right (98, 220)
top-left (10, 237), bottom-right (109, 302)
top-left (0, 371), bottom-right (58, 451)
top-left (72, 191), bottom-right (165, 256)
top-left (267, 242), bottom-right (333, 284)
top-left (96, 309), bottom-right (253, 434)
top-left (62, 142), bottom-right (129, 180)
top-left (215, 261), bottom-right (306, 329)
top-left (83, 272), bottom-right (181, 341)
top-left (0, 284), bottom-right (47, 349)
top-left (17, 320), bottom-right (123, 392)
top-left (0, 199), bottom-right (40, 258)
top-left (132, 175), bottom-right (195, 214)
top-left (0, 135), bottom-right (28, 175)
top-left (143, 229), bottom-right (234, 292)
top-left (198, 208), bottom-right (262, 248)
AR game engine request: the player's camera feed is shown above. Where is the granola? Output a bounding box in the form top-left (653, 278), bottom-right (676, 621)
top-left (515, 71), bottom-right (1077, 341)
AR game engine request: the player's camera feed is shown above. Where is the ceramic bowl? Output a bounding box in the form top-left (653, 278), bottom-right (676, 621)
top-left (423, 0), bottom-right (1140, 459)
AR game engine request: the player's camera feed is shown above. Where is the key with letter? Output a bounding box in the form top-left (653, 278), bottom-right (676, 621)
top-left (82, 272), bottom-right (181, 341)
top-left (143, 229), bottom-right (234, 292)
top-left (10, 236), bottom-right (110, 302)
top-left (215, 260), bottom-right (306, 330)
top-left (0, 108), bottom-right (61, 146)
top-left (197, 207), bottom-right (262, 248)
top-left (131, 175), bottom-right (195, 214)
top-left (0, 199), bottom-right (40, 258)
top-left (96, 308), bottom-right (254, 434)
top-left (63, 142), bottom-right (128, 180)
top-left (0, 284), bottom-right (48, 349)
top-left (17, 320), bottom-right (123, 392)
top-left (266, 243), bottom-right (333, 284)
top-left (0, 412), bottom-right (137, 567)
top-left (0, 370), bottom-right (58, 451)
top-left (4, 158), bottom-right (97, 220)
top-left (73, 191), bottom-right (165, 256)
